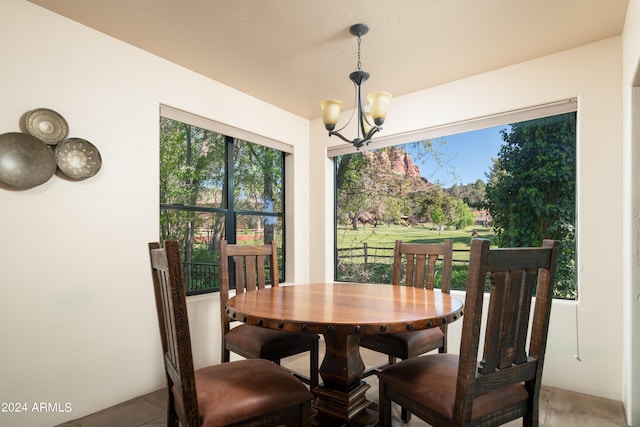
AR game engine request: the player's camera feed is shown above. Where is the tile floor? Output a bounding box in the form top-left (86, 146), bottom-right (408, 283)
top-left (56, 342), bottom-right (628, 427)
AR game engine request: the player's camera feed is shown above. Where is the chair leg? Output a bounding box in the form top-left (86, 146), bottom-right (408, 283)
top-left (401, 407), bottom-right (412, 423)
top-left (379, 381), bottom-right (392, 427)
top-left (163, 381), bottom-right (180, 427)
top-left (387, 355), bottom-right (409, 421)
top-left (300, 400), bottom-right (312, 427)
top-left (310, 339), bottom-right (319, 391)
top-left (167, 395), bottom-right (179, 427)
top-left (523, 401), bottom-right (539, 427)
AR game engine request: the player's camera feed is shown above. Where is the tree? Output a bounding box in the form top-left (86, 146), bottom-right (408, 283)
top-left (418, 186), bottom-right (452, 231)
top-left (381, 196), bottom-right (403, 226)
top-left (159, 118), bottom-right (226, 269)
top-left (484, 113), bottom-right (576, 298)
top-left (234, 141), bottom-right (283, 244)
top-left (335, 153), bottom-right (372, 230)
top-left (447, 179), bottom-right (486, 209)
top-left (408, 139), bottom-right (459, 186)
top-left (430, 204), bottom-right (446, 233)
top-left (450, 199), bottom-right (475, 230)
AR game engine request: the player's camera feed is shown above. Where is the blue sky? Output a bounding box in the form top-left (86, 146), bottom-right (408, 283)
top-left (403, 125), bottom-right (508, 186)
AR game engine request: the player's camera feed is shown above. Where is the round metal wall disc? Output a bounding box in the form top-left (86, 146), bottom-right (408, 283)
top-left (0, 132), bottom-right (57, 189)
top-left (25, 108), bottom-right (69, 145)
top-left (55, 137), bottom-right (102, 180)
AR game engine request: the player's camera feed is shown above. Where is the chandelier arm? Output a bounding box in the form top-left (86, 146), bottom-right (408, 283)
top-left (356, 82), bottom-right (366, 140)
top-left (355, 127), bottom-right (379, 148)
top-left (329, 124), bottom-right (380, 149)
top-left (362, 125), bottom-right (381, 143)
top-left (327, 130), bottom-right (361, 145)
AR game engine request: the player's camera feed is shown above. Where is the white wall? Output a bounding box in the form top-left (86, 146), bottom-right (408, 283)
top-left (310, 37), bottom-right (624, 402)
top-left (0, 1), bottom-right (310, 426)
top-left (623, 0), bottom-right (640, 424)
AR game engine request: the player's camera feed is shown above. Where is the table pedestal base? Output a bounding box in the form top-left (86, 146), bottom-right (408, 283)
top-left (312, 382), bottom-right (378, 426)
top-left (314, 380), bottom-right (369, 419)
top-left (313, 333), bottom-right (379, 426)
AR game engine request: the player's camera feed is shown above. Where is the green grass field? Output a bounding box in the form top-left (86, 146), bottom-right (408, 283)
top-left (337, 224), bottom-right (495, 256)
top-left (335, 224), bottom-right (495, 287)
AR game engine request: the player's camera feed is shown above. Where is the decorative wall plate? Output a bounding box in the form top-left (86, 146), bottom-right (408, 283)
top-left (55, 138), bottom-right (102, 180)
top-left (25, 108), bottom-right (69, 145)
top-left (0, 132), bottom-right (57, 189)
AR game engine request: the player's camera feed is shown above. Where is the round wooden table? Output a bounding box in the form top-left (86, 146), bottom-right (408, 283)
top-left (225, 282), bottom-right (464, 426)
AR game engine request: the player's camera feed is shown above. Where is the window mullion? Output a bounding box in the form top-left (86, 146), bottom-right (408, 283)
top-left (225, 136), bottom-right (235, 244)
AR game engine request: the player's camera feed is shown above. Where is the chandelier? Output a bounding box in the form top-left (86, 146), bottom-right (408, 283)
top-left (320, 23), bottom-right (392, 149)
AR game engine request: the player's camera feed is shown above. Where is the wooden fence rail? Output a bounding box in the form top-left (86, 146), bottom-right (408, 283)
top-left (337, 243), bottom-right (470, 265)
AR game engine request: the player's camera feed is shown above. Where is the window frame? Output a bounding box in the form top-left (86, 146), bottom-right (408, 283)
top-left (331, 99), bottom-right (578, 298)
top-left (160, 106), bottom-right (288, 295)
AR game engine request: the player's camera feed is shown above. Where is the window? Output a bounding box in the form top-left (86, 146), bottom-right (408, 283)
top-left (332, 101), bottom-right (577, 299)
top-left (159, 108), bottom-right (287, 295)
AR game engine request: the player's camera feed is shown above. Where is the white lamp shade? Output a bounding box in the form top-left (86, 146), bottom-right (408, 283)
top-left (320, 100), bottom-right (343, 126)
top-left (367, 91), bottom-right (392, 122)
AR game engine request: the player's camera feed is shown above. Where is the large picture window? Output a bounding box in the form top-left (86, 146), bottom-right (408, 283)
top-left (159, 111), bottom-right (286, 295)
top-left (333, 103), bottom-right (577, 299)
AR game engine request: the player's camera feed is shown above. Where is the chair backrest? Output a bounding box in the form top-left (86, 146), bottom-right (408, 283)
top-left (148, 241), bottom-right (200, 426)
top-left (453, 238), bottom-right (559, 425)
top-left (219, 239), bottom-right (279, 295)
top-left (391, 239), bottom-right (453, 293)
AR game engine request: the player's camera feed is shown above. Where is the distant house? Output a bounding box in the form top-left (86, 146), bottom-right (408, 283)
top-left (473, 210), bottom-right (492, 227)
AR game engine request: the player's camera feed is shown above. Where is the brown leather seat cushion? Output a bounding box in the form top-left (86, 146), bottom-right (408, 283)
top-left (226, 324), bottom-right (315, 357)
top-left (377, 353), bottom-right (529, 420)
top-left (172, 359), bottom-right (312, 427)
top-left (360, 328), bottom-right (444, 358)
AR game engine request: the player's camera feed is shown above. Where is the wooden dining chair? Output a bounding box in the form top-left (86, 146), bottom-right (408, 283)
top-left (360, 239), bottom-right (452, 421)
top-left (377, 238), bottom-right (559, 427)
top-left (219, 239), bottom-right (320, 391)
top-left (148, 241), bottom-right (313, 427)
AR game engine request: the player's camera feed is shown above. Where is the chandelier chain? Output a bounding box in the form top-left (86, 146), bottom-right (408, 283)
top-left (356, 34), bottom-right (362, 71)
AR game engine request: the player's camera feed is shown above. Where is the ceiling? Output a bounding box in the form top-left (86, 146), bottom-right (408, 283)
top-left (28, 0), bottom-right (628, 120)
